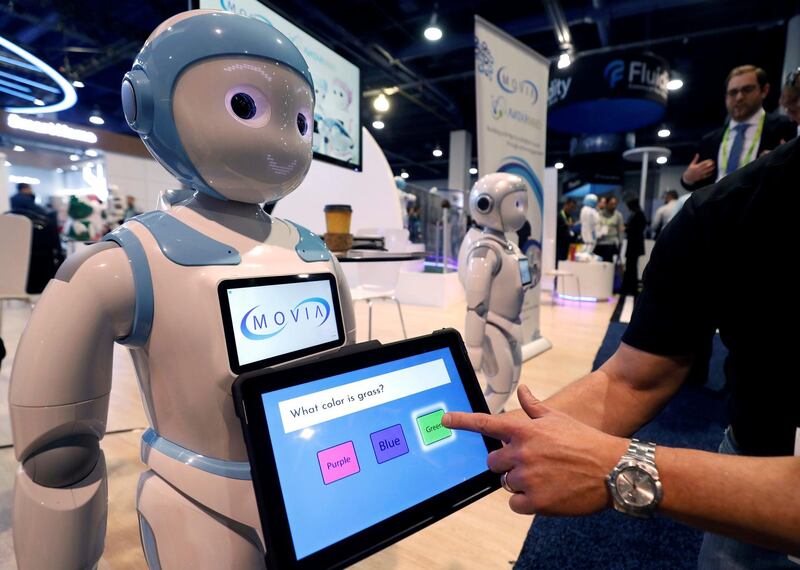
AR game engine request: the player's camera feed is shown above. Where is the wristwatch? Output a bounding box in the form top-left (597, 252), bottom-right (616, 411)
top-left (606, 438), bottom-right (663, 518)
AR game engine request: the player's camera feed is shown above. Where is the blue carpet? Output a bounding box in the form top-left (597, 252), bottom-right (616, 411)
top-left (514, 322), bottom-right (730, 569)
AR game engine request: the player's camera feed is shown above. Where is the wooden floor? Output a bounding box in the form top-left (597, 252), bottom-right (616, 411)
top-left (0, 293), bottom-right (616, 569)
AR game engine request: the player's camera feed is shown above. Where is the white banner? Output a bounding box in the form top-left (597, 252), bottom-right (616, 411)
top-left (475, 16), bottom-right (551, 356)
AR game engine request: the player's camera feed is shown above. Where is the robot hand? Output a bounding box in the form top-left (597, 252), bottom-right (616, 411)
top-left (466, 343), bottom-right (483, 371)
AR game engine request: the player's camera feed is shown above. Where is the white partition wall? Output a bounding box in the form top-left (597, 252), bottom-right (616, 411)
top-left (274, 128), bottom-right (403, 235)
top-left (104, 152), bottom-right (181, 213)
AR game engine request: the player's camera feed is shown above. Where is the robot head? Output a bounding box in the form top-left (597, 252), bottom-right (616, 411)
top-left (583, 193), bottom-right (598, 208)
top-left (468, 173), bottom-right (528, 233)
top-left (122, 10), bottom-right (314, 204)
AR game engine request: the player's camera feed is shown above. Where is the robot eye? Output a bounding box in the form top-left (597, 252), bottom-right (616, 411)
top-left (230, 92), bottom-right (257, 120)
top-left (297, 113), bottom-right (308, 136)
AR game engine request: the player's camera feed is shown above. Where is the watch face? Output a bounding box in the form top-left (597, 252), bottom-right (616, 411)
top-left (615, 466), bottom-right (657, 508)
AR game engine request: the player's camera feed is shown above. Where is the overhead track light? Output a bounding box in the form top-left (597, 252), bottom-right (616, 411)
top-left (424, 5), bottom-right (443, 41)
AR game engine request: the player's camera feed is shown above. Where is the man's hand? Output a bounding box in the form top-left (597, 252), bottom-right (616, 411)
top-left (442, 385), bottom-right (628, 516)
top-left (682, 153), bottom-right (716, 185)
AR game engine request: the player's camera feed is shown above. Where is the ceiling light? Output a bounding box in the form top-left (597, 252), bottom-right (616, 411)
top-left (7, 113), bottom-right (98, 144)
top-left (9, 175), bottom-right (40, 185)
top-left (86, 149), bottom-right (99, 157)
top-left (4, 161), bottom-right (10, 167)
top-left (424, 9), bottom-right (443, 41)
top-left (70, 165), bottom-right (78, 171)
top-left (554, 161), bottom-right (564, 170)
top-left (557, 52), bottom-right (572, 69)
top-left (667, 79), bottom-right (683, 91)
top-left (656, 156), bottom-right (668, 165)
top-left (72, 80), bottom-right (85, 88)
top-left (13, 145), bottom-right (25, 152)
top-left (400, 170), bottom-right (409, 179)
top-left (469, 167), bottom-right (478, 175)
top-left (56, 167), bottom-right (64, 173)
top-left (34, 98), bottom-right (45, 106)
top-left (69, 154), bottom-right (80, 161)
top-left (373, 93), bottom-right (390, 112)
top-left (372, 120), bottom-right (385, 130)
top-left (432, 146), bottom-right (443, 158)
top-left (89, 108), bottom-right (105, 125)
top-left (657, 128), bottom-right (671, 138)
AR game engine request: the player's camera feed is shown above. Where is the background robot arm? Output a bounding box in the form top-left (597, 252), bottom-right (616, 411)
top-left (9, 243), bottom-right (135, 570)
top-left (463, 245), bottom-right (499, 370)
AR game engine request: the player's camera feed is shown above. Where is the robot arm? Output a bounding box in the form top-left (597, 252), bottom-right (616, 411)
top-left (463, 245), bottom-right (499, 370)
top-left (9, 243), bottom-right (135, 570)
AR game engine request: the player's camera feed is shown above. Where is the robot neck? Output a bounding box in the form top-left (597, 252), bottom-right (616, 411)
top-left (185, 191), bottom-right (273, 242)
top-left (480, 226), bottom-right (507, 239)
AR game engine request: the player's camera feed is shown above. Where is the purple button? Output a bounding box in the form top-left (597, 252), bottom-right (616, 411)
top-left (370, 424), bottom-right (409, 464)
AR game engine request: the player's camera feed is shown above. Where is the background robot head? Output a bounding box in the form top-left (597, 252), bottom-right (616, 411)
top-left (122, 10), bottom-right (315, 204)
top-left (583, 193), bottom-right (598, 208)
top-left (468, 173), bottom-right (529, 233)
top-left (330, 78), bottom-right (352, 111)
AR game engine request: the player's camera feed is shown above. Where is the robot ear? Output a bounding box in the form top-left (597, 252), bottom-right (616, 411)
top-left (476, 194), bottom-right (494, 214)
top-left (121, 69), bottom-right (153, 135)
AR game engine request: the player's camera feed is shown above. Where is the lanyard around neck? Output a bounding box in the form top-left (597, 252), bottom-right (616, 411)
top-left (720, 112), bottom-right (766, 174)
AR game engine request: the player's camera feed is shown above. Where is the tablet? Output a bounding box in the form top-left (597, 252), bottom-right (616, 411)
top-left (233, 329), bottom-right (501, 569)
top-left (218, 273), bottom-right (346, 374)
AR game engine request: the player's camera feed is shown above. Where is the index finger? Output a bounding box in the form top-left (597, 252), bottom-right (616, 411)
top-left (442, 411), bottom-right (512, 442)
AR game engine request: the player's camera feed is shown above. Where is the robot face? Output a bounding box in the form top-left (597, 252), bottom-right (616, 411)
top-left (172, 56), bottom-right (313, 204)
top-left (499, 190), bottom-right (529, 232)
top-left (331, 83), bottom-right (351, 111)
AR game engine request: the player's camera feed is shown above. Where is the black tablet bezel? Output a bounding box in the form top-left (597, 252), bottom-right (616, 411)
top-left (234, 329), bottom-right (502, 570)
top-left (218, 273), bottom-right (346, 375)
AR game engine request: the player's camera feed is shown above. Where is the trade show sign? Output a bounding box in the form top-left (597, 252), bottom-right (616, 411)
top-left (475, 16), bottom-right (551, 360)
top-left (548, 51), bottom-right (670, 134)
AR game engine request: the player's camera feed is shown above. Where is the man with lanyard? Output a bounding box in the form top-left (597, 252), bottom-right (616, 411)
top-left (681, 65), bottom-right (796, 191)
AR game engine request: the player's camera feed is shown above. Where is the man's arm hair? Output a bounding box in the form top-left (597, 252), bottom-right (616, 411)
top-left (544, 342), bottom-right (692, 436)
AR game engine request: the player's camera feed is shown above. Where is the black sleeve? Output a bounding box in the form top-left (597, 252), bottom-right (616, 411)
top-left (621, 197), bottom-right (717, 356)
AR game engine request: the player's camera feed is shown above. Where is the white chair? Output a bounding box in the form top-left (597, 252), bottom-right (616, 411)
top-left (349, 227), bottom-right (410, 340)
top-left (0, 214), bottom-right (34, 333)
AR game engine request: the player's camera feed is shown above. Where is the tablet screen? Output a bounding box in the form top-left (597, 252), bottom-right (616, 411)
top-left (519, 257), bottom-right (532, 286)
top-left (259, 346), bottom-right (490, 560)
top-left (218, 274), bottom-right (345, 374)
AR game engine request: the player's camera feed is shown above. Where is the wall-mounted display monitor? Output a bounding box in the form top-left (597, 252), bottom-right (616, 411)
top-left (196, 0), bottom-right (362, 171)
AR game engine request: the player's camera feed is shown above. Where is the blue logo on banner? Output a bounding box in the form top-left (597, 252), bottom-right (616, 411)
top-left (604, 60), bottom-right (625, 89)
top-left (240, 297), bottom-right (331, 341)
top-left (496, 66), bottom-right (539, 104)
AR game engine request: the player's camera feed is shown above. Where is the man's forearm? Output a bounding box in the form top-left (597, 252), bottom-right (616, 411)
top-left (544, 344), bottom-right (690, 437)
top-left (658, 446), bottom-right (800, 555)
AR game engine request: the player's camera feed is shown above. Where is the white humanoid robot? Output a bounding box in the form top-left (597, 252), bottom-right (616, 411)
top-left (9, 10), bottom-right (355, 570)
top-left (457, 173), bottom-right (531, 413)
top-left (579, 192), bottom-right (600, 249)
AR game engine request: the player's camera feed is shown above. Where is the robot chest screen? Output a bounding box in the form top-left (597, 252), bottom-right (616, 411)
top-left (218, 273), bottom-right (346, 374)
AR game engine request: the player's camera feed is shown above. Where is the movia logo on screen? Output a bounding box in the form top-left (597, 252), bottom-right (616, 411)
top-left (496, 66), bottom-right (539, 105)
top-left (604, 60), bottom-right (625, 89)
top-left (240, 297), bottom-right (331, 341)
top-left (218, 0), bottom-right (272, 25)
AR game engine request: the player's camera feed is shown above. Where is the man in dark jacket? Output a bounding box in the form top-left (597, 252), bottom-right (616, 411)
top-left (621, 195), bottom-right (646, 295)
top-left (556, 198), bottom-right (577, 261)
top-left (681, 65), bottom-right (796, 191)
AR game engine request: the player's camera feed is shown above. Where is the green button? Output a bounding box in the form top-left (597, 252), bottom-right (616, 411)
top-left (416, 409), bottom-right (452, 446)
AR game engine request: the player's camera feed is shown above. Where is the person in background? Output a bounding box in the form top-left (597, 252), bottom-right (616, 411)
top-left (123, 195), bottom-right (141, 221)
top-left (780, 67), bottom-right (800, 135)
top-left (596, 196), bottom-right (607, 213)
top-left (10, 183), bottom-right (49, 219)
top-left (681, 65), bottom-right (796, 191)
top-left (594, 196), bottom-right (624, 263)
top-left (8, 183), bottom-right (64, 293)
top-left (651, 189), bottom-right (680, 238)
top-left (556, 198), bottom-right (577, 261)
top-left (621, 194), bottom-right (646, 295)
